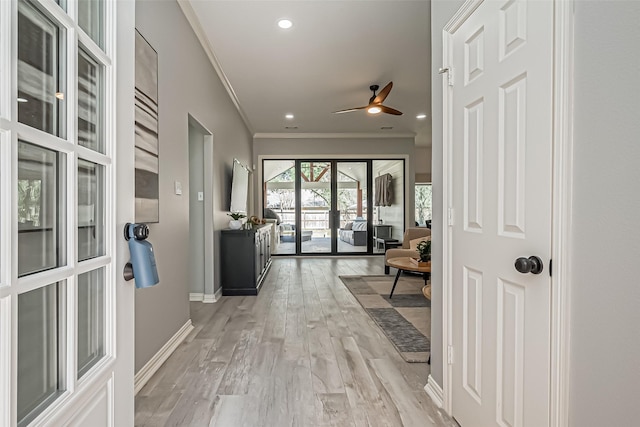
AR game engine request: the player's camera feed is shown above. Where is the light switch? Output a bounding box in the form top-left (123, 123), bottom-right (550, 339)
top-left (174, 181), bottom-right (182, 195)
top-left (197, 191), bottom-right (204, 201)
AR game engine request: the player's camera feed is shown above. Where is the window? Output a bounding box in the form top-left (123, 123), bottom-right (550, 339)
top-left (415, 183), bottom-right (432, 226)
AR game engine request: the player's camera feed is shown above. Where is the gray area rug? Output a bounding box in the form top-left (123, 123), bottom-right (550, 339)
top-left (339, 275), bottom-right (430, 363)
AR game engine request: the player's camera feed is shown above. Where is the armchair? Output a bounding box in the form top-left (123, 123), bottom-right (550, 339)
top-left (384, 227), bottom-right (431, 274)
top-left (263, 218), bottom-right (280, 250)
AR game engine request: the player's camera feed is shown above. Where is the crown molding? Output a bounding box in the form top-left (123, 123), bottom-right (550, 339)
top-left (177, 0), bottom-right (254, 134)
top-left (253, 132), bottom-right (416, 140)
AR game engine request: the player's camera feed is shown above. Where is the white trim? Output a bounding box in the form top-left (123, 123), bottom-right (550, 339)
top-left (425, 375), bottom-right (444, 409)
top-left (441, 17), bottom-right (456, 415)
top-left (203, 288), bottom-right (222, 303)
top-left (549, 1), bottom-right (575, 426)
top-left (134, 319), bottom-right (194, 395)
top-left (202, 294), bottom-right (216, 303)
top-left (190, 291), bottom-right (221, 303)
top-left (203, 133), bottom-right (215, 298)
top-left (254, 132), bottom-right (416, 140)
top-left (0, 296), bottom-right (10, 427)
top-left (439, 0), bottom-right (575, 423)
top-left (189, 293), bottom-right (203, 302)
top-left (177, 0), bottom-right (253, 134)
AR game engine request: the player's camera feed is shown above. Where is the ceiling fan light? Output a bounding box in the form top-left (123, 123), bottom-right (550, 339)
top-left (367, 106), bottom-right (382, 114)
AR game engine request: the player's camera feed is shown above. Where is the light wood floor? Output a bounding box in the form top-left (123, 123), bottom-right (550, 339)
top-left (135, 257), bottom-right (458, 427)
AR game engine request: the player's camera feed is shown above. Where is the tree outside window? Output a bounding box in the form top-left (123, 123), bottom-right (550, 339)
top-left (415, 183), bottom-right (432, 226)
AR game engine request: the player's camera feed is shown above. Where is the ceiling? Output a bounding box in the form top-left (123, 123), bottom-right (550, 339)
top-left (183, 0), bottom-right (432, 146)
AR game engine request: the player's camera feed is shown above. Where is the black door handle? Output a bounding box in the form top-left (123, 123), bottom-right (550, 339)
top-left (514, 256), bottom-right (544, 275)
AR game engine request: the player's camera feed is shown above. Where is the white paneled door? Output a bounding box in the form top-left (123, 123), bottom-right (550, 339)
top-left (447, 0), bottom-right (553, 426)
top-left (0, 0), bottom-right (135, 426)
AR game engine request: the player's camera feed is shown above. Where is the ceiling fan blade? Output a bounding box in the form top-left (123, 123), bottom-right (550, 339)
top-left (372, 81), bottom-right (393, 104)
top-left (332, 106), bottom-right (367, 114)
top-left (380, 105), bottom-right (403, 115)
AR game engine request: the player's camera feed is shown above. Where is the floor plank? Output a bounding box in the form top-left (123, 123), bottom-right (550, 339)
top-left (135, 257), bottom-right (456, 426)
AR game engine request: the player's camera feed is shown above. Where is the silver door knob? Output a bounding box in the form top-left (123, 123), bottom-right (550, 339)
top-left (514, 256), bottom-right (543, 274)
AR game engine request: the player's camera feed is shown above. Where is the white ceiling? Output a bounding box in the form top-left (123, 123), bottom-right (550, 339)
top-left (183, 0), bottom-right (432, 146)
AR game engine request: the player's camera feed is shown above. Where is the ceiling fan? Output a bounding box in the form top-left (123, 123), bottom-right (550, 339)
top-left (333, 81), bottom-right (403, 116)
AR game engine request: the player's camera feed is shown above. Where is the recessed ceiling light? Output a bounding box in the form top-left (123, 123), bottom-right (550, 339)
top-left (285, 114), bottom-right (294, 119)
top-left (278, 19), bottom-right (293, 29)
top-left (17, 97), bottom-right (28, 103)
top-left (367, 106), bottom-right (382, 114)
top-left (416, 114), bottom-right (427, 119)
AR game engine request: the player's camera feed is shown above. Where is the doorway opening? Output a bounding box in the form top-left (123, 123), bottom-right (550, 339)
top-left (188, 116), bottom-right (215, 302)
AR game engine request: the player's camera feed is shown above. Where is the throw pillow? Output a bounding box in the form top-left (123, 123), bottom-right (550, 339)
top-left (352, 221), bottom-right (367, 231)
top-left (344, 222), bottom-right (353, 230)
top-left (409, 236), bottom-right (430, 251)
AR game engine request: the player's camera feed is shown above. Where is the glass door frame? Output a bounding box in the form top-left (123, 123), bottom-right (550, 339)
top-left (263, 157), bottom-right (407, 256)
top-left (272, 159), bottom-right (376, 256)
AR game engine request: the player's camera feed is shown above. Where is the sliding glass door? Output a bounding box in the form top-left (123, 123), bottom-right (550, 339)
top-left (263, 159), bottom-right (405, 255)
top-left (336, 162), bottom-right (368, 253)
top-left (300, 161), bottom-right (332, 253)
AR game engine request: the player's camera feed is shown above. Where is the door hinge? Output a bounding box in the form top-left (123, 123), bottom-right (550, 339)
top-left (448, 208), bottom-right (455, 227)
top-left (448, 346), bottom-right (454, 365)
top-left (439, 66), bottom-right (454, 86)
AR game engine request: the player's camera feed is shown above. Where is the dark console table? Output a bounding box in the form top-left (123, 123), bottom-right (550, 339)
top-left (220, 225), bottom-right (272, 295)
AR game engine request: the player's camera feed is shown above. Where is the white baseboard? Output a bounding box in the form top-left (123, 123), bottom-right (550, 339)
top-left (190, 288), bottom-right (222, 303)
top-left (425, 375), bottom-right (444, 408)
top-left (134, 319), bottom-right (194, 395)
top-left (189, 292), bottom-right (204, 302)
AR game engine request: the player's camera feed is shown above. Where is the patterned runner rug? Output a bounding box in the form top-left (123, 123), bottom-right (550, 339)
top-left (339, 274), bottom-right (430, 363)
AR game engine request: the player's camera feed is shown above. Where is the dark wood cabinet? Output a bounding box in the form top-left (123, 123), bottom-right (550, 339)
top-left (220, 226), bottom-right (272, 295)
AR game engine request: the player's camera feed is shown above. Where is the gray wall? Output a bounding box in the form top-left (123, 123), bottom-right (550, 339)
top-left (569, 1), bottom-right (640, 424)
top-left (430, 0), bottom-right (640, 421)
top-left (135, 0), bottom-right (252, 372)
top-left (414, 146), bottom-right (432, 183)
top-left (430, 0), bottom-right (466, 387)
top-left (254, 137), bottom-right (416, 227)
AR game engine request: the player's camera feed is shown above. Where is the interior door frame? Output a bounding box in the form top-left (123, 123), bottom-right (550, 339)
top-left (435, 1), bottom-right (575, 425)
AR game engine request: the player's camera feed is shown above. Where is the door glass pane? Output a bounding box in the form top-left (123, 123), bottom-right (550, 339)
top-left (78, 47), bottom-right (104, 153)
top-left (18, 282), bottom-right (65, 426)
top-left (78, 0), bottom-right (104, 49)
top-left (77, 268), bottom-right (105, 378)
top-left (78, 159), bottom-right (104, 261)
top-left (337, 162), bottom-right (368, 253)
top-left (18, 141), bottom-right (66, 276)
top-left (301, 161), bottom-right (331, 253)
top-left (264, 160), bottom-right (295, 255)
top-left (18, 0), bottom-right (66, 137)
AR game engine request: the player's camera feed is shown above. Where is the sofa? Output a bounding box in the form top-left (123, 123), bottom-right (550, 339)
top-left (339, 221), bottom-right (367, 246)
top-left (384, 227), bottom-right (431, 274)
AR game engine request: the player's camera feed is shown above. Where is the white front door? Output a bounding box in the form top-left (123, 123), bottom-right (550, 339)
top-left (447, 1), bottom-right (553, 426)
top-left (0, 0), bottom-right (135, 425)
